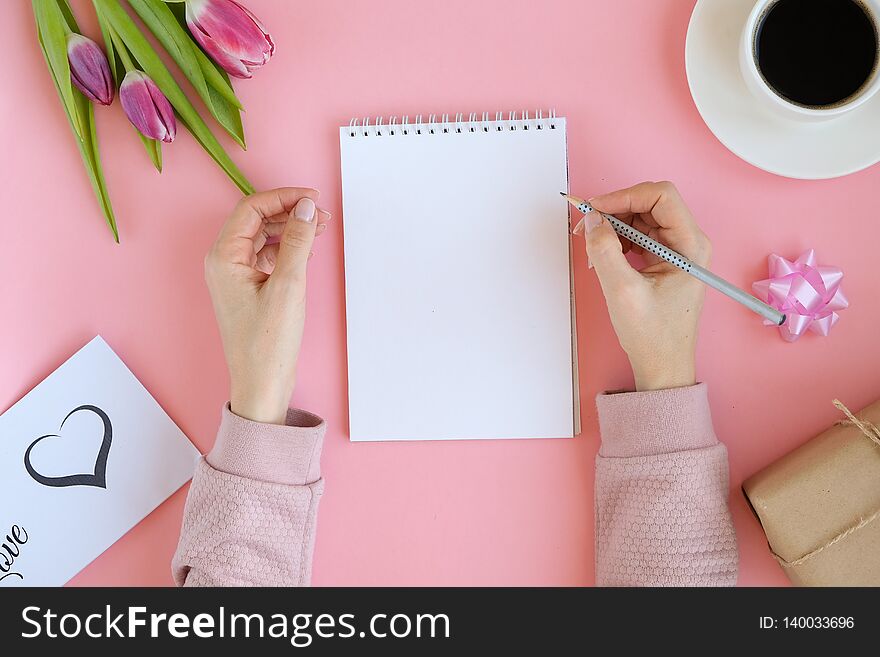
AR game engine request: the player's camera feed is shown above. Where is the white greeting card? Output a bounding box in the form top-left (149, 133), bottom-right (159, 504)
top-left (0, 336), bottom-right (200, 586)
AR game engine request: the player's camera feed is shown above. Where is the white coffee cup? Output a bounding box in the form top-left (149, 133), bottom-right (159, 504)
top-left (739, 0), bottom-right (880, 121)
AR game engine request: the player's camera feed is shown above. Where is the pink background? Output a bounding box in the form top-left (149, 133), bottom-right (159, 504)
top-left (2, 0), bottom-right (879, 586)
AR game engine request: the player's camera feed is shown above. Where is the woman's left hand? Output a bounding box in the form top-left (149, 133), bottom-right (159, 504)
top-left (205, 188), bottom-right (331, 425)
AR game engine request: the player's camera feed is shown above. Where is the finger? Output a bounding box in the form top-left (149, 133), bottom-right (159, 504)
top-left (629, 216), bottom-right (658, 261)
top-left (255, 242), bottom-right (280, 276)
top-left (616, 213), bottom-right (634, 254)
top-left (273, 197), bottom-right (318, 282)
top-left (315, 209), bottom-right (331, 237)
top-left (252, 219), bottom-right (287, 253)
top-left (638, 211), bottom-right (659, 229)
top-left (574, 209), bottom-right (631, 236)
top-left (589, 181), bottom-right (695, 230)
top-left (220, 188), bottom-right (319, 241)
top-left (582, 211), bottom-right (642, 295)
top-left (255, 207), bottom-right (330, 251)
top-left (619, 213), bottom-right (644, 256)
top-left (213, 188), bottom-right (318, 266)
top-left (261, 205), bottom-right (328, 228)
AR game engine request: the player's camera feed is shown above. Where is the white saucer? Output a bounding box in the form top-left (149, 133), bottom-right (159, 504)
top-left (685, 0), bottom-right (880, 179)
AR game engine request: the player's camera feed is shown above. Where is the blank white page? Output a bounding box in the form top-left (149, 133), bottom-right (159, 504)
top-left (340, 116), bottom-right (576, 441)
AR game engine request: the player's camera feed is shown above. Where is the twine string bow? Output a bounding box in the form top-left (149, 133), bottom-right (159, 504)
top-left (833, 399), bottom-right (880, 448)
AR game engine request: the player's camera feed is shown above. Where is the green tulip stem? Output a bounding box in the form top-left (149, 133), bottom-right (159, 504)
top-left (105, 22), bottom-right (136, 73)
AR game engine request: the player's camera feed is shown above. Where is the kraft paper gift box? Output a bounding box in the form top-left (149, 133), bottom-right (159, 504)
top-left (743, 399), bottom-right (880, 587)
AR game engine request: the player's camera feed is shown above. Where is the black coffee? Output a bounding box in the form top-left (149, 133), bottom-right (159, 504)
top-left (755, 0), bottom-right (878, 107)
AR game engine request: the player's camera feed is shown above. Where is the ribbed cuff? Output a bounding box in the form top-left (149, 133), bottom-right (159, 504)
top-left (206, 403), bottom-right (325, 486)
top-left (595, 383), bottom-right (717, 458)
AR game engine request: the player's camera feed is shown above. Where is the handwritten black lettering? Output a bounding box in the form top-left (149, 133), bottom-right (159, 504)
top-left (0, 524), bottom-right (28, 584)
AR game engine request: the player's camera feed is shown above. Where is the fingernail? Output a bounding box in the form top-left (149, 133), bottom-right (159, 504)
top-left (585, 212), bottom-right (602, 234)
top-left (588, 256), bottom-right (593, 270)
top-left (572, 217), bottom-right (586, 236)
top-left (294, 197), bottom-right (316, 222)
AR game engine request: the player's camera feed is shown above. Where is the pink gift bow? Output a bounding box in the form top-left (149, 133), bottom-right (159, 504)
top-left (752, 250), bottom-right (848, 342)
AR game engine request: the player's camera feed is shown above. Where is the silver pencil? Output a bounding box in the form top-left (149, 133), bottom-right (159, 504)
top-left (562, 193), bottom-right (786, 326)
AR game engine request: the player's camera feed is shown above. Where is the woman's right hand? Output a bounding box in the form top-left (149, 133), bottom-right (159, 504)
top-left (574, 182), bottom-right (712, 392)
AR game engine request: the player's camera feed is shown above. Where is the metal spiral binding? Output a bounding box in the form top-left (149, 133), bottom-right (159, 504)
top-left (348, 109), bottom-right (557, 137)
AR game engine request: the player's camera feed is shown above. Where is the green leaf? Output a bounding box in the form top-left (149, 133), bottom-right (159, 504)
top-left (167, 0), bottom-right (184, 21)
top-left (127, 0), bottom-right (245, 148)
top-left (138, 133), bottom-right (163, 171)
top-left (200, 68), bottom-right (246, 149)
top-left (34, 3), bottom-right (118, 241)
top-left (127, 0), bottom-right (200, 80)
top-left (95, 6), bottom-right (120, 82)
top-left (82, 95), bottom-right (119, 240)
top-left (105, 16), bottom-right (136, 71)
top-left (33, 0), bottom-right (85, 140)
top-left (189, 37), bottom-right (242, 109)
top-left (95, 0), bottom-right (253, 194)
top-left (55, 0), bottom-right (78, 30)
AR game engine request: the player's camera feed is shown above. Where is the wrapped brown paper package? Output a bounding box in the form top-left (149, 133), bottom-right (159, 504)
top-left (743, 400), bottom-right (880, 587)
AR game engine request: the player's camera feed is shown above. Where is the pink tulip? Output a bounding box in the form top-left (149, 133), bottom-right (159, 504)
top-left (119, 71), bottom-right (176, 143)
top-left (67, 34), bottom-right (114, 105)
top-left (185, 0), bottom-right (275, 79)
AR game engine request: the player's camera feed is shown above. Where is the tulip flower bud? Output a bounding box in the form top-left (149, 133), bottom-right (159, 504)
top-left (185, 0), bottom-right (275, 79)
top-left (67, 34), bottom-right (114, 106)
top-left (119, 71), bottom-right (176, 143)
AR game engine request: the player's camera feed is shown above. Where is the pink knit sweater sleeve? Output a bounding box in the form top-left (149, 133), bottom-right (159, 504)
top-left (172, 404), bottom-right (325, 587)
top-left (594, 383), bottom-right (738, 586)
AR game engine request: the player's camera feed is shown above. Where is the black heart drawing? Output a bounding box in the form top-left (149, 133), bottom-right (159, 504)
top-left (23, 405), bottom-right (112, 489)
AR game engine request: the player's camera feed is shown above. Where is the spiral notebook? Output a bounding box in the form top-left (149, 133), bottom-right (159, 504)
top-left (340, 111), bottom-right (579, 441)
